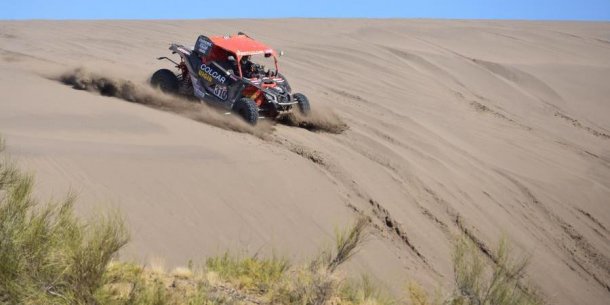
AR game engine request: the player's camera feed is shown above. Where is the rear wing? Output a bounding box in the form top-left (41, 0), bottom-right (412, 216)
top-left (169, 43), bottom-right (192, 56)
top-left (194, 35), bottom-right (214, 56)
top-left (167, 43), bottom-right (238, 88)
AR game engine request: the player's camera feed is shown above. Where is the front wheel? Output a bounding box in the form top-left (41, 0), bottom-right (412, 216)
top-left (232, 98), bottom-right (259, 125)
top-left (151, 69), bottom-right (179, 94)
top-left (293, 93), bottom-right (311, 116)
top-left (277, 73), bottom-right (292, 93)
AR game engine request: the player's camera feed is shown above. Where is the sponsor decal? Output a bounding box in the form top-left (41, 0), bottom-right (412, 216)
top-left (198, 69), bottom-right (212, 83)
top-left (199, 63), bottom-right (227, 84)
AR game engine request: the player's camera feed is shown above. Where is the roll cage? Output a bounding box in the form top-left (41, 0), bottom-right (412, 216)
top-left (206, 34), bottom-right (280, 78)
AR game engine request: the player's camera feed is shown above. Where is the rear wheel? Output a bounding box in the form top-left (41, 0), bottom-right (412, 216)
top-left (293, 93), bottom-right (311, 116)
top-left (151, 69), bottom-right (179, 94)
top-left (233, 98), bottom-right (259, 125)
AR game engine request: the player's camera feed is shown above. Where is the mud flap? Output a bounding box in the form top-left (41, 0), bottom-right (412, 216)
top-left (191, 75), bottom-right (207, 100)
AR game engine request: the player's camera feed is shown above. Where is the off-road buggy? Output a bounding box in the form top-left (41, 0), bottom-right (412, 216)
top-left (151, 33), bottom-right (310, 125)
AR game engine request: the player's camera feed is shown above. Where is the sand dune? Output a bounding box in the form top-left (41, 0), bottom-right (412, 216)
top-left (1, 19), bottom-right (609, 305)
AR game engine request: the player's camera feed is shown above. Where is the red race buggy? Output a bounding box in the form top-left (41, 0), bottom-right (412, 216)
top-left (151, 33), bottom-right (310, 125)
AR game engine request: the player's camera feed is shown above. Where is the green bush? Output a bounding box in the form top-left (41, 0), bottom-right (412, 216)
top-left (451, 237), bottom-right (544, 305)
top-left (270, 217), bottom-right (371, 305)
top-left (0, 140), bottom-right (129, 305)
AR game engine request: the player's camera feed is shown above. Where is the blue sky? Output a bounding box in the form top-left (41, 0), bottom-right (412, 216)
top-left (2, 0), bottom-right (609, 21)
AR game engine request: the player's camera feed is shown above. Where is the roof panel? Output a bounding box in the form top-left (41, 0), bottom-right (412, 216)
top-left (210, 35), bottom-right (274, 56)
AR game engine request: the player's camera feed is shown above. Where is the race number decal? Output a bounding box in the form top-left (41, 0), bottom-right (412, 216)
top-left (195, 35), bottom-right (213, 56)
top-left (212, 85), bottom-right (228, 100)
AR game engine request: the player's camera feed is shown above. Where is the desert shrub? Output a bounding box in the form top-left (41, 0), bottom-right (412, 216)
top-left (201, 218), bottom-right (371, 305)
top-left (320, 217), bottom-right (370, 273)
top-left (270, 217), bottom-right (371, 305)
top-left (451, 237), bottom-right (544, 305)
top-left (0, 139), bottom-right (129, 305)
top-left (406, 237), bottom-right (544, 305)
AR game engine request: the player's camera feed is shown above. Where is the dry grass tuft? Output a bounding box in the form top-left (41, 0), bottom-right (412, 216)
top-left (406, 237), bottom-right (544, 305)
top-left (451, 237), bottom-right (544, 305)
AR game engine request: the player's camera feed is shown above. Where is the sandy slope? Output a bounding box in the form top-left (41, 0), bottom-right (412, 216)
top-left (1, 19), bottom-right (609, 304)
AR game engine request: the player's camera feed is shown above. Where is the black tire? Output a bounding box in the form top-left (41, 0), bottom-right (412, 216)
top-left (293, 93), bottom-right (311, 116)
top-left (232, 98), bottom-right (259, 125)
top-left (277, 73), bottom-right (292, 93)
top-left (150, 69), bottom-right (179, 94)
